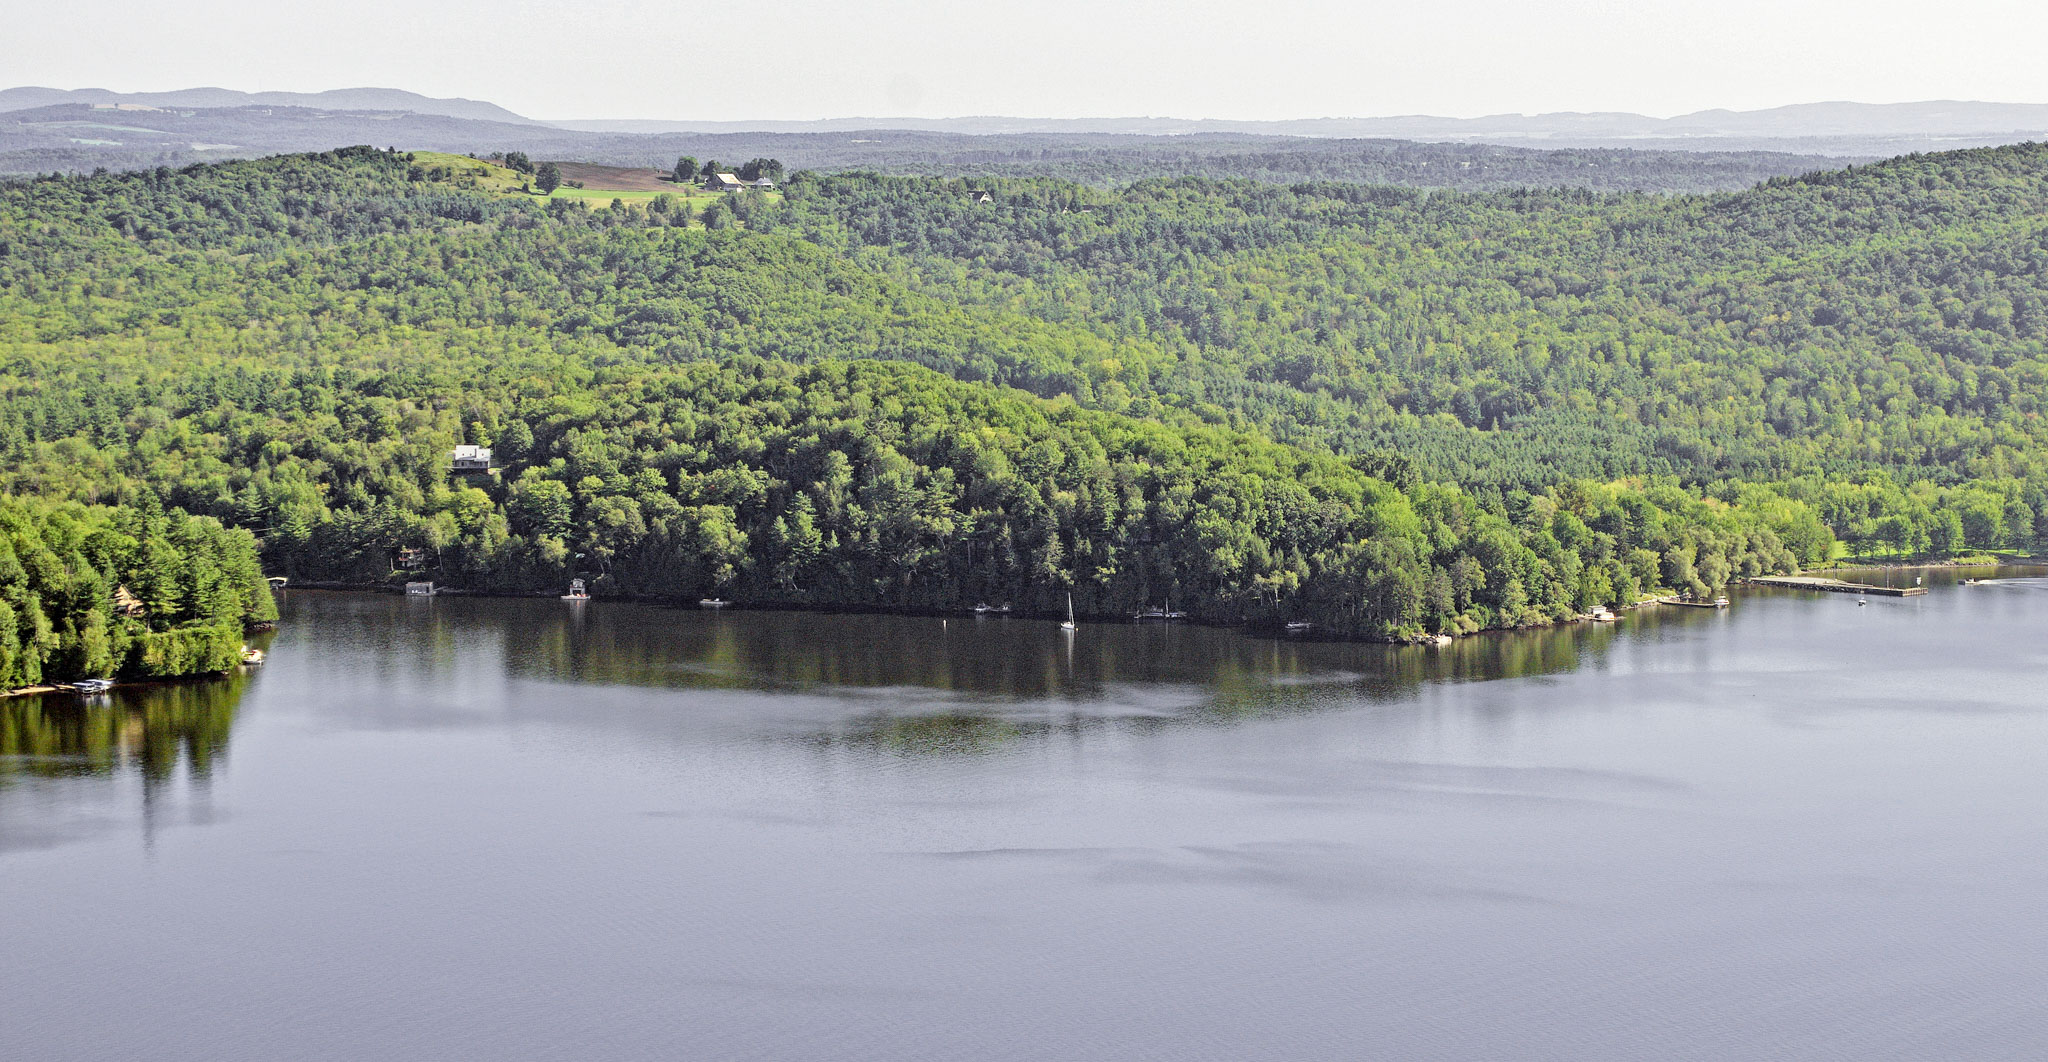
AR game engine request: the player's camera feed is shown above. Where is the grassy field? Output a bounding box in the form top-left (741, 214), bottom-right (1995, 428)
top-left (404, 151), bottom-right (777, 212)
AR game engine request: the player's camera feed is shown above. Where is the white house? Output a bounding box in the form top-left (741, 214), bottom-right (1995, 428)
top-left (451, 444), bottom-right (493, 473)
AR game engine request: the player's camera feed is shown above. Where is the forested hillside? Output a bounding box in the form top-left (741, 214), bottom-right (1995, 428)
top-left (2, 144), bottom-right (2044, 647)
top-left (0, 496), bottom-right (274, 688)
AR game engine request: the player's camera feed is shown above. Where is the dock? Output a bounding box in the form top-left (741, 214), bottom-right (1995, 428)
top-left (1747, 576), bottom-right (1926, 597)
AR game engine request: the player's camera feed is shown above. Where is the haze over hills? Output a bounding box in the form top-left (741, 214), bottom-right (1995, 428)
top-left (0, 101), bottom-right (1871, 193)
top-left (561, 100), bottom-right (2048, 150)
top-left (0, 85), bottom-right (537, 124)
top-left (8, 86), bottom-right (2048, 156)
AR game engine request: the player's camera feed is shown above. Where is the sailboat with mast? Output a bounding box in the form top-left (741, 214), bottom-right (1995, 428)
top-left (1060, 591), bottom-right (1078, 632)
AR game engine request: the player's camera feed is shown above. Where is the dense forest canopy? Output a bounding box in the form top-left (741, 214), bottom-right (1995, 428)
top-left (2, 143), bottom-right (2045, 662)
top-left (0, 495), bottom-right (274, 687)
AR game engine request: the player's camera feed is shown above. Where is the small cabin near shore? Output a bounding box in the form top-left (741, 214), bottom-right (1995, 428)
top-left (112, 585), bottom-right (146, 618)
top-left (451, 444), bottom-right (492, 474)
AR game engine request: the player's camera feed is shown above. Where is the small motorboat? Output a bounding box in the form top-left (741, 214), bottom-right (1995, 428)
top-left (561, 578), bottom-right (590, 601)
top-left (240, 647), bottom-right (265, 666)
top-left (1285, 621), bottom-right (1314, 633)
top-left (698, 598), bottom-right (730, 609)
top-left (70, 678), bottom-right (115, 694)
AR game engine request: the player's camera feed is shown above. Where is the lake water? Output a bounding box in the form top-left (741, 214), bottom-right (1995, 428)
top-left (4, 571), bottom-right (2046, 1061)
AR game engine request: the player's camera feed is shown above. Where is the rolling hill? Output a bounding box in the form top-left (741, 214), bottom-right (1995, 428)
top-left (1, 143), bottom-right (2043, 650)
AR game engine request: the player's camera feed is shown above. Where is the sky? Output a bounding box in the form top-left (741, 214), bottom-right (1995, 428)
top-left (7, 0), bottom-right (2046, 121)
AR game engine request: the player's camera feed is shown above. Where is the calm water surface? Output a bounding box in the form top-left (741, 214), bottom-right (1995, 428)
top-left (4, 571), bottom-right (2046, 1060)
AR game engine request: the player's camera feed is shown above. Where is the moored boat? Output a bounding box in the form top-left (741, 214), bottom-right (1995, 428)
top-left (1133, 600), bottom-right (1188, 621)
top-left (240, 647), bottom-right (265, 666)
top-left (698, 598), bottom-right (730, 609)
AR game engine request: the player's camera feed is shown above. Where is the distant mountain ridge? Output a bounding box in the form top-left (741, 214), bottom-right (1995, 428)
top-left (8, 88), bottom-right (2048, 146)
top-left (0, 86), bottom-right (538, 125)
top-left (553, 100), bottom-right (2048, 143)
top-left (0, 103), bottom-right (1869, 193)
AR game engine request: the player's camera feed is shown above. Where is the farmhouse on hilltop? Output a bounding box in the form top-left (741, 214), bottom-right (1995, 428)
top-left (704, 172), bottom-right (746, 192)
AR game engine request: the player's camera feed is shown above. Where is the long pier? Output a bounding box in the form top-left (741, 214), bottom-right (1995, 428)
top-left (1747, 576), bottom-right (1927, 597)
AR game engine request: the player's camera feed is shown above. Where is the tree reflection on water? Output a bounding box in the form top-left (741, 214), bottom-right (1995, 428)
top-left (1, 673), bottom-right (249, 784)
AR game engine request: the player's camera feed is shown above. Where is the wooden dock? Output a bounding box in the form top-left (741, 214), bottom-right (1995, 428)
top-left (1747, 576), bottom-right (1927, 597)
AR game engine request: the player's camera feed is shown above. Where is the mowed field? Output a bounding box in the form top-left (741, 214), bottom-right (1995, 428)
top-left (406, 153), bottom-right (775, 210)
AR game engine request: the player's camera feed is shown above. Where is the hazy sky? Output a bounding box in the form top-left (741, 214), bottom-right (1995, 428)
top-left (8, 0), bottom-right (2045, 121)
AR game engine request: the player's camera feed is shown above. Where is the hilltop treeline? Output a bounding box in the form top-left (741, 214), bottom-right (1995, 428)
top-left (4, 145), bottom-right (2047, 642)
top-left (0, 496), bottom-right (274, 688)
top-left (0, 109), bottom-right (1857, 193)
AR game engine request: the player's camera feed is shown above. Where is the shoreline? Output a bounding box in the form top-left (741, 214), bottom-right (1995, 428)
top-left (1, 666), bottom-right (259, 701)
top-left (275, 579), bottom-right (1702, 648)
top-left (1819, 555), bottom-right (2043, 572)
top-left (2, 622), bottom-right (273, 700)
top-left (23, 559), bottom-right (2037, 702)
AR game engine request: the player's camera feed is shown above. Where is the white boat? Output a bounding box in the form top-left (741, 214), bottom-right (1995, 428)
top-left (1285, 621), bottom-right (1314, 633)
top-left (70, 678), bottom-right (115, 694)
top-left (561, 578), bottom-right (589, 601)
top-left (240, 647), bottom-right (265, 665)
top-left (973, 602), bottom-right (1011, 614)
top-left (698, 598), bottom-right (730, 609)
top-left (1060, 592), bottom-right (1078, 631)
